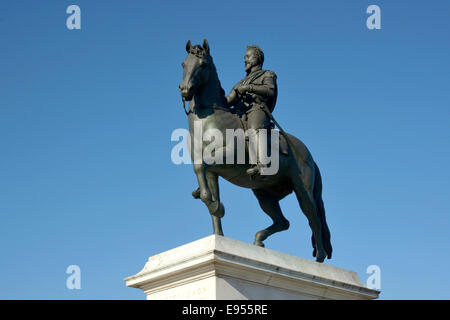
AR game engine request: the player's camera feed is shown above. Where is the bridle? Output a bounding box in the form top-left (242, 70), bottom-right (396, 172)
top-left (181, 96), bottom-right (190, 116)
top-left (179, 52), bottom-right (228, 116)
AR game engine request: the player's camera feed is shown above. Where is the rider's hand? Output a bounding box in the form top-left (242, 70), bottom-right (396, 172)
top-left (237, 85), bottom-right (250, 94)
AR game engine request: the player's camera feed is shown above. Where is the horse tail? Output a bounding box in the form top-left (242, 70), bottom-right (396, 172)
top-left (312, 162), bottom-right (333, 259)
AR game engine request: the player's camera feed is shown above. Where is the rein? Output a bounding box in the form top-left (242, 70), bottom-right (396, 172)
top-left (181, 97), bottom-right (190, 115)
top-left (181, 96), bottom-right (230, 116)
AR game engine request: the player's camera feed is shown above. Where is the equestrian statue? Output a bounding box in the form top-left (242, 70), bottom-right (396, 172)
top-left (178, 39), bottom-right (332, 262)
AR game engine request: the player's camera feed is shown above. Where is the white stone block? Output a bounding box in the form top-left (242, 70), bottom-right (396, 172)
top-left (124, 235), bottom-right (379, 300)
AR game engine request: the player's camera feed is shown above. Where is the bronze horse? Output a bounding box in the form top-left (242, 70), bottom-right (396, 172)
top-left (179, 39), bottom-right (332, 262)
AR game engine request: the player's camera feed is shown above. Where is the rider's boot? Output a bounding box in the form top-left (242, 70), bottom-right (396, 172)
top-left (246, 162), bottom-right (267, 177)
top-left (246, 128), bottom-right (270, 178)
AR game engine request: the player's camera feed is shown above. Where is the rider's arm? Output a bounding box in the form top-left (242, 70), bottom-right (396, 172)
top-left (226, 86), bottom-right (239, 107)
top-left (247, 74), bottom-right (276, 98)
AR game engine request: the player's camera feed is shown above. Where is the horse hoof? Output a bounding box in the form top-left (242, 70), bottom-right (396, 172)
top-left (254, 240), bottom-right (265, 248)
top-left (315, 253), bottom-right (326, 263)
top-left (192, 188), bottom-right (200, 199)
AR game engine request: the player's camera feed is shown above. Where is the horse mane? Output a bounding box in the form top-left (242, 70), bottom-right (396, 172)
top-left (188, 45), bottom-right (227, 101)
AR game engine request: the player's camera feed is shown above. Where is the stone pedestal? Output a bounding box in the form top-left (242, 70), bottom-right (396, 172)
top-left (124, 235), bottom-right (379, 300)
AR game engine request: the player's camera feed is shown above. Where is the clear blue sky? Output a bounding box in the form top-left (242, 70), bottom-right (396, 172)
top-left (1, 0), bottom-right (449, 299)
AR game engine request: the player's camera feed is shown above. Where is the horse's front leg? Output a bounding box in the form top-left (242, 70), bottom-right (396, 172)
top-left (193, 164), bottom-right (224, 219)
top-left (205, 171), bottom-right (224, 235)
top-left (191, 145), bottom-right (228, 200)
top-left (193, 163), bottom-right (212, 204)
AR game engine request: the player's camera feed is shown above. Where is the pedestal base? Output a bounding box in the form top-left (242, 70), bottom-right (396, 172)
top-left (124, 235), bottom-right (379, 300)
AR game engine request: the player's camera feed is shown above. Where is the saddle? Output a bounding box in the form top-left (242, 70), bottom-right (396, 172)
top-left (242, 126), bottom-right (290, 156)
top-left (229, 107), bottom-right (289, 156)
top-left (268, 123), bottom-right (289, 155)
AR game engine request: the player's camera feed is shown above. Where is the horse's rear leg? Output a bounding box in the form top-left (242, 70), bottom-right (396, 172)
top-left (292, 173), bottom-right (327, 263)
top-left (205, 171), bottom-right (224, 235)
top-left (252, 189), bottom-right (290, 247)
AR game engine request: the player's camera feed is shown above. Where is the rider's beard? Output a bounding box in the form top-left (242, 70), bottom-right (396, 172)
top-left (245, 62), bottom-right (261, 75)
top-left (245, 63), bottom-right (251, 74)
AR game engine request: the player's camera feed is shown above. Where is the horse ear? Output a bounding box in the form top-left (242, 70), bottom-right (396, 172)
top-left (185, 40), bottom-right (191, 53)
top-left (203, 38), bottom-right (210, 54)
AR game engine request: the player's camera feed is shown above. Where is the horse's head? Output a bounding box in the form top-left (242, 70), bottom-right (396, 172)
top-left (179, 38), bottom-right (212, 101)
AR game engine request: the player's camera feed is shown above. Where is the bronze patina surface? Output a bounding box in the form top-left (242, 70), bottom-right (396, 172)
top-left (179, 39), bottom-right (332, 262)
